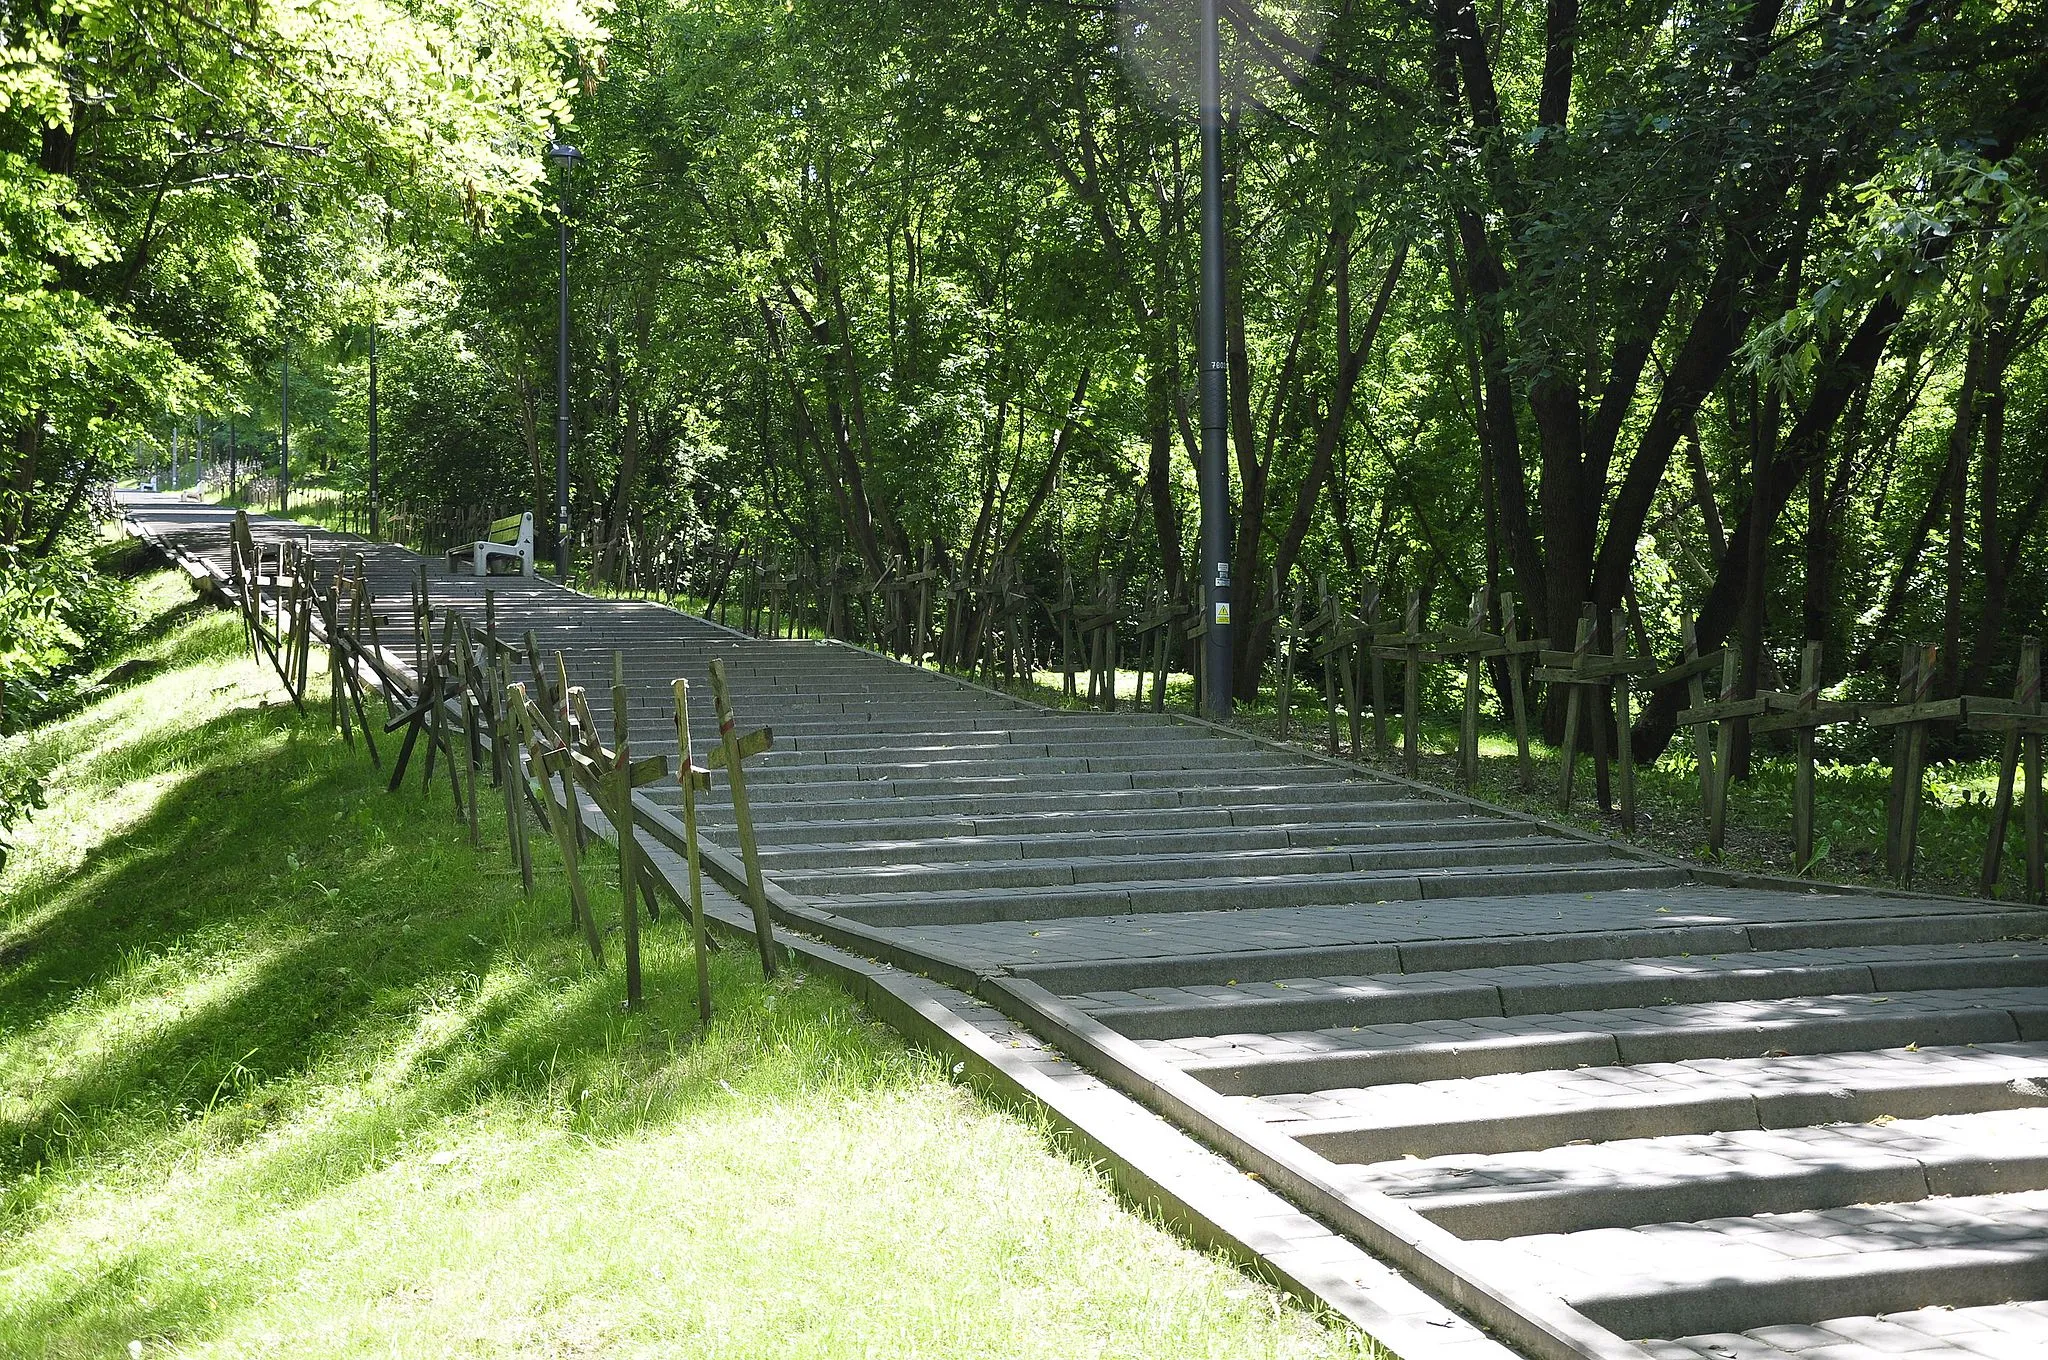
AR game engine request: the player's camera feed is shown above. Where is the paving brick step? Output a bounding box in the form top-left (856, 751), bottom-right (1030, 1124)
top-left (724, 747), bottom-right (1307, 784)
top-left (1066, 944), bottom-right (2048, 1040)
top-left (1471, 1188), bottom-right (2048, 1339)
top-left (664, 799), bottom-right (1467, 845)
top-left (819, 860), bottom-right (1677, 927)
top-left (666, 779), bottom-right (1464, 826)
top-left (1252, 1041), bottom-right (2048, 1162)
top-left (752, 815), bottom-right (1536, 868)
top-left (1008, 907), bottom-right (2048, 994)
top-left (1643, 1300), bottom-right (2048, 1359)
top-left (1159, 987), bottom-right (2048, 1097)
top-left (733, 764), bottom-right (1352, 805)
top-left (782, 835), bottom-right (1585, 897)
top-left (1341, 1106), bottom-right (2048, 1239)
top-left (705, 736), bottom-right (1260, 764)
top-left (623, 723), bottom-right (1234, 759)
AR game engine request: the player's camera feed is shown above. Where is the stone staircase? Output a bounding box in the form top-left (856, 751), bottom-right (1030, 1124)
top-left (124, 494), bottom-right (2048, 1360)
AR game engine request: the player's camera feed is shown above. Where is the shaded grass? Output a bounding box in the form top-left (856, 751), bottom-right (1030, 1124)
top-left (0, 571), bottom-right (1368, 1360)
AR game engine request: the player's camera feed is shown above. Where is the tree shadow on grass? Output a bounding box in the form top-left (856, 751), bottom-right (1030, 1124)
top-left (1, 658), bottom-right (908, 1209)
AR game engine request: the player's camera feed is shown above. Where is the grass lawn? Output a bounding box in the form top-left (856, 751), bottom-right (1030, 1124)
top-left (0, 566), bottom-right (1368, 1360)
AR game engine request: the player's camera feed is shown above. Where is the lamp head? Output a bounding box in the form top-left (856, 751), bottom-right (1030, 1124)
top-left (547, 142), bottom-right (583, 171)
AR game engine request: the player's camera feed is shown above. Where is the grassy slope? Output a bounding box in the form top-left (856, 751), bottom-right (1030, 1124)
top-left (0, 569), bottom-right (1365, 1360)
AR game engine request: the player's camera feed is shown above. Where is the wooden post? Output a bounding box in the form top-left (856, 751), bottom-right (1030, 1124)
top-left (709, 657), bottom-right (781, 976)
top-left (1365, 588), bottom-right (1388, 758)
top-left (413, 561), bottom-right (428, 676)
top-left (512, 683), bottom-right (604, 964)
top-left (1709, 650), bottom-right (1739, 855)
top-left (499, 656), bottom-right (535, 900)
top-left (1967, 637), bottom-right (2044, 902)
top-left (1682, 618), bottom-right (1716, 812)
top-left (1496, 594), bottom-right (1530, 789)
top-left (1459, 591), bottom-right (1485, 789)
top-left (1610, 607), bottom-right (1636, 834)
top-left (611, 662), bottom-right (643, 1011)
top-left (2029, 703), bottom-right (2046, 905)
top-left (1793, 642), bottom-right (1819, 873)
top-left (485, 590), bottom-right (502, 787)
top-left (1401, 589), bottom-right (1424, 776)
top-left (455, 618), bottom-right (482, 847)
top-left (1303, 577), bottom-right (1342, 755)
top-left (1558, 609), bottom-right (1595, 813)
top-left (1873, 643), bottom-right (1942, 883)
top-left (1278, 577), bottom-right (1303, 738)
top-left (673, 678), bottom-right (715, 1024)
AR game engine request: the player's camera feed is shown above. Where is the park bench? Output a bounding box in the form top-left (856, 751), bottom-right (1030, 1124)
top-left (448, 511), bottom-right (534, 576)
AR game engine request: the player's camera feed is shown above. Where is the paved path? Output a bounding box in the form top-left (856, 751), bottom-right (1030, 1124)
top-left (125, 494), bottom-right (2048, 1360)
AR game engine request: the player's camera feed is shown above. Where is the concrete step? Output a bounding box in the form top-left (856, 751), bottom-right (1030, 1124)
top-left (1643, 1300), bottom-right (2048, 1359)
top-left (1471, 1187), bottom-right (2048, 1339)
top-left (665, 779), bottom-right (1465, 826)
top-left (733, 764), bottom-right (1352, 805)
top-left (752, 815), bottom-right (1537, 868)
top-left (709, 736), bottom-right (1259, 764)
top-left (1067, 943), bottom-right (2048, 1040)
top-left (1343, 1105), bottom-right (2048, 1238)
top-left (817, 859), bottom-right (1680, 927)
top-left (779, 835), bottom-right (1585, 897)
top-left (1009, 905), bottom-right (2048, 994)
top-left (1157, 987), bottom-right (2048, 1096)
top-left (1250, 1040), bottom-right (2048, 1162)
top-left (664, 798), bottom-right (1469, 845)
top-left (726, 747), bottom-right (1307, 784)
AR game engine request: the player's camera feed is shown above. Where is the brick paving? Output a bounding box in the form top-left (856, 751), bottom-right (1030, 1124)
top-left (124, 493), bottom-right (2048, 1360)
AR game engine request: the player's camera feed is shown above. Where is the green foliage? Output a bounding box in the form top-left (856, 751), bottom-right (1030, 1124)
top-left (0, 0), bottom-right (607, 557)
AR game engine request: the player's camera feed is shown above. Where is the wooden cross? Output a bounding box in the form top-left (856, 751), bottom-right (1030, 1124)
top-left (1052, 572), bottom-right (1080, 698)
top-left (1435, 588), bottom-right (1507, 792)
top-left (1074, 576), bottom-right (1121, 710)
top-left (1751, 641), bottom-right (1862, 875)
top-left (608, 653), bottom-right (646, 1008)
top-left (1496, 592), bottom-right (1546, 790)
top-left (1539, 605), bottom-right (1654, 828)
top-left (1964, 636), bottom-right (2045, 902)
top-left (1866, 643), bottom-right (1947, 883)
top-left (672, 677), bottom-right (717, 1024)
top-left (1674, 646), bottom-right (1753, 855)
top-left (708, 656), bottom-right (782, 976)
top-left (1275, 574), bottom-right (1307, 738)
top-left (1129, 586), bottom-right (1188, 713)
top-left (1372, 588), bottom-right (1445, 778)
top-left (1302, 577), bottom-right (1351, 753)
top-left (1650, 616), bottom-right (1726, 818)
top-left (508, 681), bottom-right (606, 964)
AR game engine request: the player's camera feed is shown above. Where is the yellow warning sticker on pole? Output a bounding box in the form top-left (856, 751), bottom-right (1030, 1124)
top-left (1215, 602), bottom-right (1230, 624)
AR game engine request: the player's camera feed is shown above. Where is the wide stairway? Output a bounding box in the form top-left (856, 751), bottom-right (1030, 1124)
top-left (128, 495), bottom-right (2048, 1360)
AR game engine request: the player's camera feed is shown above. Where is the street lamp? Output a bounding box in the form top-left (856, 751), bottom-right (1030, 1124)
top-left (280, 355), bottom-right (291, 513)
top-left (548, 141), bottom-right (583, 581)
top-left (1196, 0), bottom-right (1233, 717)
top-left (368, 308), bottom-right (381, 539)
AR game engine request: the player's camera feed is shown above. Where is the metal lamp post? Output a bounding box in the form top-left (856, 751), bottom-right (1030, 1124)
top-left (1197, 0), bottom-right (1233, 718)
top-left (280, 356), bottom-right (291, 513)
top-left (548, 141), bottom-right (583, 581)
top-left (368, 310), bottom-right (381, 539)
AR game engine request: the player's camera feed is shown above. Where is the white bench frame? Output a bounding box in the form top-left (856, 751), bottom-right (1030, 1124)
top-left (449, 511), bottom-right (535, 576)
